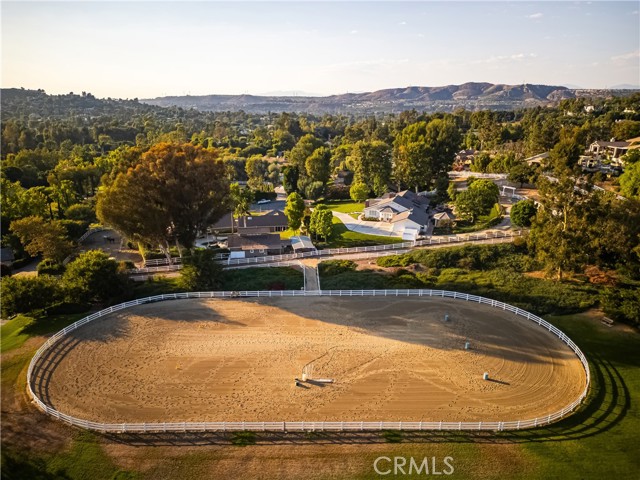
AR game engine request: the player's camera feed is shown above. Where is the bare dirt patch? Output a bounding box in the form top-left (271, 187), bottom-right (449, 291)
top-left (34, 297), bottom-right (586, 424)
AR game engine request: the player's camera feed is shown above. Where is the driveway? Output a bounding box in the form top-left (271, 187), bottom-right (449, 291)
top-left (331, 211), bottom-right (400, 237)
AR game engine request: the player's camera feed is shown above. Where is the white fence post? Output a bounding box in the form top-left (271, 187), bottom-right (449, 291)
top-left (26, 288), bottom-right (589, 434)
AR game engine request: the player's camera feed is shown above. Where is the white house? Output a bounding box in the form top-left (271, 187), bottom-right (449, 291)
top-left (364, 190), bottom-right (430, 238)
top-left (588, 140), bottom-right (631, 159)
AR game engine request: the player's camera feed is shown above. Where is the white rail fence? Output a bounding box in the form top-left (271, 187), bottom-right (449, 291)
top-left (78, 227), bottom-right (106, 244)
top-left (27, 289), bottom-right (589, 434)
top-left (134, 230), bottom-right (524, 271)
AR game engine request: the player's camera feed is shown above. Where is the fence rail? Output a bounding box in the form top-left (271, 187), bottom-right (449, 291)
top-left (27, 289), bottom-right (589, 434)
top-left (126, 230), bottom-right (523, 275)
top-left (222, 230), bottom-right (524, 266)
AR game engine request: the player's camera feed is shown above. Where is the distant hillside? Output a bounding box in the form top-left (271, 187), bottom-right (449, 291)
top-left (141, 82), bottom-right (638, 114)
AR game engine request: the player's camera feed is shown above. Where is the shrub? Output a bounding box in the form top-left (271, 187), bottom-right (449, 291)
top-left (222, 267), bottom-right (303, 291)
top-left (64, 203), bottom-right (97, 223)
top-left (62, 251), bottom-right (127, 304)
top-left (326, 184), bottom-right (351, 200)
top-left (178, 249), bottom-right (224, 291)
top-left (318, 271), bottom-right (389, 289)
top-left (58, 219), bottom-right (90, 241)
top-left (511, 199), bottom-right (538, 227)
top-left (376, 255), bottom-right (414, 268)
top-left (601, 285), bottom-right (640, 327)
top-left (318, 260), bottom-right (357, 277)
top-left (37, 259), bottom-right (65, 276)
top-left (0, 275), bottom-right (62, 317)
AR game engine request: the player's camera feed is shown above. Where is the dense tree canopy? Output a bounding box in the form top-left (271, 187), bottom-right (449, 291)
top-left (10, 216), bottom-right (74, 263)
top-left (392, 118), bottom-right (460, 191)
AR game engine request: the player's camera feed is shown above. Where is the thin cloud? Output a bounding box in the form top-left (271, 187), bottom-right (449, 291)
top-left (350, 30), bottom-right (358, 35)
top-left (611, 50), bottom-right (640, 65)
top-left (398, 21), bottom-right (407, 25)
top-left (472, 53), bottom-right (538, 65)
top-left (528, 13), bottom-right (544, 19)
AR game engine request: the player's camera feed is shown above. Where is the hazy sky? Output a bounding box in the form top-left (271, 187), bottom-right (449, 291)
top-left (2, 1), bottom-right (639, 98)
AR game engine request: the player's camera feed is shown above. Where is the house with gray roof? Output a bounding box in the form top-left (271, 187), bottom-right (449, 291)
top-left (363, 190), bottom-right (430, 240)
top-left (237, 210), bottom-right (289, 234)
top-left (227, 233), bottom-right (289, 259)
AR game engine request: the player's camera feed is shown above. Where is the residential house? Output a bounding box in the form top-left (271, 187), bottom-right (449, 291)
top-left (227, 233), bottom-right (288, 259)
top-left (209, 209), bottom-right (288, 235)
top-left (237, 210), bottom-right (288, 234)
top-left (588, 140), bottom-right (631, 159)
top-left (364, 190), bottom-right (430, 239)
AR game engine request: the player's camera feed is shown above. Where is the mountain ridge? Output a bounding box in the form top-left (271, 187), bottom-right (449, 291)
top-left (141, 82), bottom-right (638, 114)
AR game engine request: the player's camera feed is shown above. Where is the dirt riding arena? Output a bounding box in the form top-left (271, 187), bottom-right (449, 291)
top-left (34, 297), bottom-right (586, 424)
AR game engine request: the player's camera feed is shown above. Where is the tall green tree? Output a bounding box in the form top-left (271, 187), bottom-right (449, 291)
top-left (282, 166), bottom-right (299, 194)
top-left (349, 182), bottom-right (370, 202)
top-left (529, 176), bottom-right (590, 281)
top-left (454, 179), bottom-right (499, 222)
top-left (245, 156), bottom-right (270, 190)
top-left (619, 162), bottom-right (640, 200)
top-left (10, 216), bottom-right (74, 263)
top-left (305, 146), bottom-right (331, 184)
top-left (470, 110), bottom-right (502, 150)
top-left (347, 140), bottom-right (391, 194)
top-left (229, 183), bottom-right (254, 233)
top-left (508, 162), bottom-right (537, 187)
top-left (547, 137), bottom-right (582, 175)
top-left (97, 143), bottom-right (229, 257)
top-left (392, 118), bottom-right (460, 191)
top-left (284, 192), bottom-right (305, 232)
top-left (288, 134), bottom-right (324, 173)
top-left (0, 275), bottom-right (62, 317)
top-left (309, 205), bottom-right (334, 241)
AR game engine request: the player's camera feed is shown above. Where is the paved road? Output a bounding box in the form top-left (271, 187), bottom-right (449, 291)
top-left (303, 262), bottom-right (321, 291)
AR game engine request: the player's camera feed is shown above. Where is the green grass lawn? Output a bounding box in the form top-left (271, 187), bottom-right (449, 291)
top-left (1, 313), bottom-right (88, 354)
top-left (279, 216), bottom-right (404, 248)
top-left (1, 315), bottom-right (34, 353)
top-left (222, 267), bottom-right (303, 291)
top-left (323, 200), bottom-right (365, 218)
top-left (322, 216), bottom-right (405, 249)
top-left (435, 203), bottom-right (503, 235)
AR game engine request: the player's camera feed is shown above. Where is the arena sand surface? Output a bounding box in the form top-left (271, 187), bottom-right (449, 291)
top-left (35, 297), bottom-right (586, 423)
